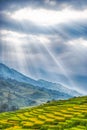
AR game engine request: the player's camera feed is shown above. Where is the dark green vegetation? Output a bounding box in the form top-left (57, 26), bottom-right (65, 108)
top-left (0, 96), bottom-right (87, 130)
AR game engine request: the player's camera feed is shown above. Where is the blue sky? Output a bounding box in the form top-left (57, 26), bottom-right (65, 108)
top-left (0, 0), bottom-right (87, 94)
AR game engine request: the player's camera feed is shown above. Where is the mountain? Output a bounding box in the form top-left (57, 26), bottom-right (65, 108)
top-left (0, 63), bottom-right (81, 97)
top-left (37, 79), bottom-right (80, 97)
top-left (0, 63), bottom-right (37, 85)
top-left (0, 63), bottom-right (82, 110)
top-left (0, 78), bottom-right (71, 109)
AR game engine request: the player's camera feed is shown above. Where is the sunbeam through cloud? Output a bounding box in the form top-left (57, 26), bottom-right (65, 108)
top-left (0, 0), bottom-right (87, 95)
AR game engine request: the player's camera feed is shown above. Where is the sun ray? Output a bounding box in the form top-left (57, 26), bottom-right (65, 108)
top-left (1, 26), bottom-right (78, 91)
top-left (1, 1), bottom-right (86, 94)
top-left (38, 37), bottom-right (77, 90)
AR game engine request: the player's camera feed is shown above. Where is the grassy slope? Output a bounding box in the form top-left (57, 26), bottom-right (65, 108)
top-left (0, 96), bottom-right (87, 130)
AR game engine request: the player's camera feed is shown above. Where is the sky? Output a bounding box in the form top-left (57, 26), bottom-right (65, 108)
top-left (0, 0), bottom-right (87, 94)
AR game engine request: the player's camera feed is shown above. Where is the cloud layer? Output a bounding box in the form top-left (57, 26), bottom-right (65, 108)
top-left (0, 0), bottom-right (87, 94)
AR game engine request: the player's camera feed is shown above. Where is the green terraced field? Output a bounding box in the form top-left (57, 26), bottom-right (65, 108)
top-left (0, 96), bottom-right (87, 130)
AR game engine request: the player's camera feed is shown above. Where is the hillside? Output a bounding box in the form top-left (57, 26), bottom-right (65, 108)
top-left (0, 78), bottom-right (71, 110)
top-left (0, 63), bottom-right (81, 97)
top-left (0, 63), bottom-right (81, 110)
top-left (0, 96), bottom-right (87, 130)
top-left (0, 63), bottom-right (36, 85)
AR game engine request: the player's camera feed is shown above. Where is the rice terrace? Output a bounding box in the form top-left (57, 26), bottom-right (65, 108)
top-left (0, 96), bottom-right (87, 130)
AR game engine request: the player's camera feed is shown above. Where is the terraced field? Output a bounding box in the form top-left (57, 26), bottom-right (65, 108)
top-left (0, 96), bottom-right (87, 130)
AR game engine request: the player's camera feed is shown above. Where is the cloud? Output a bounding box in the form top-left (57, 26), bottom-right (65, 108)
top-left (0, 12), bottom-right (53, 35)
top-left (0, 0), bottom-right (87, 93)
top-left (0, 0), bottom-right (87, 12)
top-left (1, 28), bottom-right (87, 78)
top-left (9, 7), bottom-right (87, 26)
top-left (58, 38), bottom-right (87, 76)
top-left (61, 21), bottom-right (87, 40)
top-left (0, 13), bottom-right (87, 44)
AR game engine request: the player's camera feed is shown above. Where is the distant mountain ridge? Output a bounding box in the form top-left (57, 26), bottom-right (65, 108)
top-left (0, 63), bottom-right (82, 110)
top-left (0, 78), bottom-right (72, 109)
top-left (38, 79), bottom-right (80, 97)
top-left (0, 63), bottom-right (81, 97)
top-left (0, 63), bottom-right (37, 85)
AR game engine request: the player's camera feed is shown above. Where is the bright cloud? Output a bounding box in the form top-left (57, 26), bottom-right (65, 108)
top-left (1, 30), bottom-right (26, 37)
top-left (68, 38), bottom-right (87, 47)
top-left (11, 8), bottom-right (87, 26)
top-left (1, 29), bottom-right (50, 47)
top-left (1, 30), bottom-right (26, 46)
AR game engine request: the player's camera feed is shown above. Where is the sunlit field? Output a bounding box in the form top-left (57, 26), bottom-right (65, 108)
top-left (0, 1), bottom-right (87, 130)
top-left (0, 96), bottom-right (87, 130)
